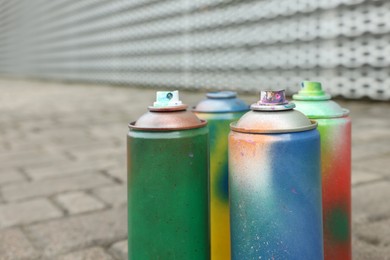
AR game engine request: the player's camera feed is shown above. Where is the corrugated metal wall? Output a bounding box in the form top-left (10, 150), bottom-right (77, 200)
top-left (0, 0), bottom-right (389, 100)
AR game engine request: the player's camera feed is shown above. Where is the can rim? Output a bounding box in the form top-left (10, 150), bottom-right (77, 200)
top-left (305, 108), bottom-right (350, 119)
top-left (250, 102), bottom-right (296, 111)
top-left (206, 91), bottom-right (237, 99)
top-left (230, 120), bottom-right (318, 134)
top-left (192, 106), bottom-right (250, 113)
top-left (128, 119), bottom-right (208, 131)
top-left (148, 104), bottom-right (188, 112)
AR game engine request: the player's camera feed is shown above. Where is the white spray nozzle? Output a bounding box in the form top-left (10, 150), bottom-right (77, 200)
top-left (153, 90), bottom-right (182, 107)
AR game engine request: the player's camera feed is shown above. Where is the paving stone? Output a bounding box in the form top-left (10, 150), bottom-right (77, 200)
top-left (43, 139), bottom-right (117, 151)
top-left (8, 141), bottom-right (46, 152)
top-left (0, 150), bottom-right (69, 169)
top-left (352, 169), bottom-right (383, 186)
top-left (353, 117), bottom-right (390, 129)
top-left (2, 173), bottom-right (114, 202)
top-left (352, 140), bottom-right (390, 160)
top-left (55, 191), bottom-right (105, 214)
top-left (0, 228), bottom-right (40, 260)
top-left (352, 127), bottom-right (390, 143)
top-left (26, 207), bottom-right (127, 257)
top-left (104, 166), bottom-right (127, 183)
top-left (25, 160), bottom-right (118, 180)
top-left (0, 143), bottom-right (8, 154)
top-left (0, 198), bottom-right (63, 228)
top-left (354, 218), bottom-right (390, 248)
top-left (352, 181), bottom-right (390, 223)
top-left (354, 155), bottom-right (390, 176)
top-left (109, 240), bottom-right (128, 260)
top-left (0, 78), bottom-right (390, 258)
top-left (352, 237), bottom-right (390, 260)
top-left (89, 124), bottom-right (128, 140)
top-left (93, 185), bottom-right (126, 207)
top-left (0, 169), bottom-right (26, 185)
top-left (55, 247), bottom-right (113, 260)
top-left (70, 147), bottom-right (124, 162)
top-left (69, 144), bottom-right (121, 158)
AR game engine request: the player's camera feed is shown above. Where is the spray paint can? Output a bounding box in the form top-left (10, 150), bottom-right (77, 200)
top-left (229, 90), bottom-right (324, 259)
top-left (127, 91), bottom-right (210, 259)
top-left (194, 91), bottom-right (248, 260)
top-left (293, 81), bottom-right (351, 260)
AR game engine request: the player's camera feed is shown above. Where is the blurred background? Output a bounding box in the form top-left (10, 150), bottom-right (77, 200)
top-left (0, 0), bottom-right (389, 259)
top-left (0, 0), bottom-right (389, 100)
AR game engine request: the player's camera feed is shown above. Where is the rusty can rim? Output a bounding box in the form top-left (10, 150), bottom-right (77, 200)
top-left (128, 119), bottom-right (207, 131)
top-left (230, 120), bottom-right (318, 134)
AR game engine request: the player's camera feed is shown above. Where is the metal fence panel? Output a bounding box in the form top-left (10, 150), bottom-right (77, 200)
top-left (0, 0), bottom-right (389, 100)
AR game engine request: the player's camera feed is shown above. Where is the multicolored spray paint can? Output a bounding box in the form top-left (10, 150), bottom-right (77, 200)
top-left (194, 91), bottom-right (248, 260)
top-left (127, 91), bottom-right (210, 259)
top-left (229, 90), bottom-right (324, 259)
top-left (293, 81), bottom-right (351, 260)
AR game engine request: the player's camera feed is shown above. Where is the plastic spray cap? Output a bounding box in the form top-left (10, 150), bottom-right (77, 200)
top-left (293, 81), bottom-right (331, 101)
top-left (250, 90), bottom-right (295, 111)
top-left (130, 90), bottom-right (206, 130)
top-left (153, 90), bottom-right (183, 107)
top-left (193, 91), bottom-right (249, 113)
top-left (232, 89), bottom-right (316, 133)
top-left (206, 91), bottom-right (237, 99)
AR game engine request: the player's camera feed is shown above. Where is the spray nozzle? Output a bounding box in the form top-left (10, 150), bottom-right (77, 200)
top-left (251, 90), bottom-right (295, 111)
top-left (153, 90), bottom-right (183, 107)
top-left (259, 90), bottom-right (288, 105)
top-left (293, 81), bottom-right (331, 100)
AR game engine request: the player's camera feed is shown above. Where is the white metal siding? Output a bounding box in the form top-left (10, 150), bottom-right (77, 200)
top-left (0, 0), bottom-right (389, 100)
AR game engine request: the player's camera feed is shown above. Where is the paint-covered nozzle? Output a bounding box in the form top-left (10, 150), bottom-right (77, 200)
top-left (251, 90), bottom-right (295, 111)
top-left (153, 90), bottom-right (183, 107)
top-left (293, 81), bottom-right (331, 101)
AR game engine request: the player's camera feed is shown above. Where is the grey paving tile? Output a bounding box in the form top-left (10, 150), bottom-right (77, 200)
top-left (0, 228), bottom-right (40, 260)
top-left (0, 169), bottom-right (26, 185)
top-left (25, 207), bottom-right (127, 257)
top-left (352, 237), bottom-right (390, 260)
top-left (354, 218), bottom-right (390, 248)
top-left (24, 160), bottom-right (119, 181)
top-left (354, 155), bottom-right (390, 176)
top-left (352, 169), bottom-right (383, 186)
top-left (352, 181), bottom-right (390, 223)
top-left (352, 140), bottom-right (390, 161)
top-left (54, 192), bottom-right (106, 215)
top-left (2, 173), bottom-right (114, 202)
top-left (104, 166), bottom-right (127, 184)
top-left (54, 247), bottom-right (113, 260)
top-left (109, 240), bottom-right (128, 260)
top-left (0, 198), bottom-right (63, 228)
top-left (93, 185), bottom-right (127, 207)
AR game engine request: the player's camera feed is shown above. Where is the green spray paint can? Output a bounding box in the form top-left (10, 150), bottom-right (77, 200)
top-left (127, 91), bottom-right (210, 259)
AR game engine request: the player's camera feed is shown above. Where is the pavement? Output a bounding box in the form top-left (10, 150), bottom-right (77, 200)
top-left (0, 77), bottom-right (389, 260)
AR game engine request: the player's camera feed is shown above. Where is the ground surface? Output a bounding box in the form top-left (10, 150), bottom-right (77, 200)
top-left (0, 78), bottom-right (389, 259)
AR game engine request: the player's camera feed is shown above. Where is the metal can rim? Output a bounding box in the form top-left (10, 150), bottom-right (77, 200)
top-left (304, 108), bottom-right (350, 119)
top-left (128, 119), bottom-right (208, 131)
top-left (192, 107), bottom-right (250, 113)
top-left (148, 104), bottom-right (188, 112)
top-left (230, 120), bottom-right (318, 134)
